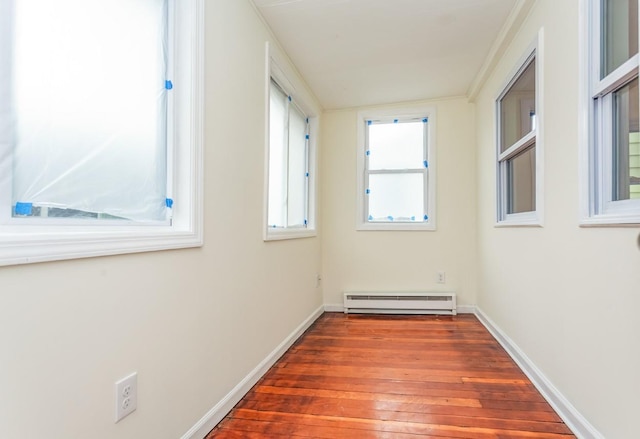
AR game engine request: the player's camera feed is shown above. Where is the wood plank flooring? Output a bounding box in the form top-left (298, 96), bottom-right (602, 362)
top-left (207, 313), bottom-right (575, 438)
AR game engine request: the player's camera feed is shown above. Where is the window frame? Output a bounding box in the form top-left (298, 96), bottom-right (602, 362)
top-left (0, 0), bottom-right (204, 266)
top-left (263, 42), bottom-right (318, 241)
top-left (580, 0), bottom-right (640, 226)
top-left (356, 106), bottom-right (437, 231)
top-left (495, 30), bottom-right (545, 227)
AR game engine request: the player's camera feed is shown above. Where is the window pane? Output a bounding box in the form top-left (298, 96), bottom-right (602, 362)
top-left (268, 82), bottom-right (288, 227)
top-left (368, 121), bottom-right (425, 170)
top-left (368, 173), bottom-right (424, 221)
top-left (12, 0), bottom-right (169, 221)
top-left (288, 105), bottom-right (307, 227)
top-left (507, 145), bottom-right (536, 214)
top-left (500, 60), bottom-right (536, 152)
top-left (602, 0), bottom-right (638, 78)
top-left (613, 78), bottom-right (640, 200)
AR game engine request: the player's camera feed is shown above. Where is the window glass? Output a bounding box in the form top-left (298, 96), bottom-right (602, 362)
top-left (368, 173), bottom-right (424, 221)
top-left (613, 78), bottom-right (639, 200)
top-left (268, 82), bottom-right (288, 228)
top-left (602, 0), bottom-right (638, 78)
top-left (507, 145), bottom-right (536, 214)
top-left (500, 60), bottom-right (536, 152)
top-left (267, 80), bottom-right (309, 230)
top-left (368, 121), bottom-right (424, 170)
top-left (11, 0), bottom-right (169, 222)
top-left (287, 105), bottom-right (307, 227)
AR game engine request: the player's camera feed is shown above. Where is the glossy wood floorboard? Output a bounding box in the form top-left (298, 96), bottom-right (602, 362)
top-left (206, 313), bottom-right (575, 438)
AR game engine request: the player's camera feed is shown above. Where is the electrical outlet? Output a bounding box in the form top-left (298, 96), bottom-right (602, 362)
top-left (436, 271), bottom-right (446, 284)
top-left (115, 372), bottom-right (137, 423)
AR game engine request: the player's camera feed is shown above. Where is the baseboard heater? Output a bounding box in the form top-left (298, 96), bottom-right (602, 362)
top-left (343, 291), bottom-right (457, 315)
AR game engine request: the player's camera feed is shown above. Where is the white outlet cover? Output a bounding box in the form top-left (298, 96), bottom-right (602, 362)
top-left (115, 372), bottom-right (138, 423)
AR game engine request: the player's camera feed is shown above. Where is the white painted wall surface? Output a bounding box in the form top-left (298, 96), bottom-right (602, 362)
top-left (0, 1), bottom-right (323, 438)
top-left (474, 1), bottom-right (640, 437)
top-left (320, 98), bottom-right (477, 308)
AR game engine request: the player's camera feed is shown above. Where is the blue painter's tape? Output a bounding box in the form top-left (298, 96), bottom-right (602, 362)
top-left (305, 172), bottom-right (309, 177)
top-left (306, 118), bottom-right (309, 124)
top-left (393, 119), bottom-right (398, 123)
top-left (365, 150), bottom-right (370, 156)
top-left (15, 202), bottom-right (33, 216)
top-left (387, 215), bottom-right (394, 221)
top-left (424, 215), bottom-right (429, 221)
top-left (288, 95), bottom-right (292, 102)
top-left (305, 134), bottom-right (310, 140)
top-left (424, 160), bottom-right (429, 168)
top-left (367, 120), bottom-right (372, 126)
top-left (422, 117), bottom-right (428, 123)
top-left (166, 198), bottom-right (174, 208)
top-left (304, 219), bottom-right (308, 225)
top-left (165, 80), bottom-right (173, 90)
top-left (368, 215), bottom-right (373, 221)
top-left (411, 216), bottom-right (416, 221)
top-left (365, 189), bottom-right (370, 195)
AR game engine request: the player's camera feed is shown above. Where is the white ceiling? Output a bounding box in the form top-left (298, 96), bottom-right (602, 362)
top-left (253, 0), bottom-right (518, 110)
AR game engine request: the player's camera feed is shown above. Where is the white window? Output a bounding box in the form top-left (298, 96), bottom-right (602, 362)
top-left (356, 107), bottom-right (436, 231)
top-left (264, 44), bottom-right (317, 240)
top-left (581, 0), bottom-right (640, 225)
top-left (0, 0), bottom-right (204, 265)
top-left (496, 32), bottom-right (544, 226)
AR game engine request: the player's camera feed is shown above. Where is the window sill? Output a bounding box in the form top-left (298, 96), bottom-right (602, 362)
top-left (0, 227), bottom-right (203, 266)
top-left (264, 228), bottom-right (317, 241)
top-left (357, 222), bottom-right (436, 231)
top-left (579, 214), bottom-right (640, 227)
top-left (495, 211), bottom-right (543, 228)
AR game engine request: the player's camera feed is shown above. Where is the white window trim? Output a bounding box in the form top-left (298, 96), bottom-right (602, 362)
top-left (263, 42), bottom-right (318, 241)
top-left (495, 29), bottom-right (545, 228)
top-left (0, 0), bottom-right (204, 266)
top-left (579, 0), bottom-right (640, 226)
top-left (356, 106), bottom-right (437, 231)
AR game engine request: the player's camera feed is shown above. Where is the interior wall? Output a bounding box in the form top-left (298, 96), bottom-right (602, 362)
top-left (0, 1), bottom-right (323, 438)
top-left (321, 98), bottom-right (477, 307)
top-left (475, 1), bottom-right (640, 437)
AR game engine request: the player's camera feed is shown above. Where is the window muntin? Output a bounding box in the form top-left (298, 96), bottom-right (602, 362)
top-left (267, 79), bottom-right (309, 230)
top-left (497, 51), bottom-right (540, 225)
top-left (10, 0), bottom-right (170, 223)
top-left (583, 0), bottom-right (640, 223)
top-left (364, 118), bottom-right (430, 224)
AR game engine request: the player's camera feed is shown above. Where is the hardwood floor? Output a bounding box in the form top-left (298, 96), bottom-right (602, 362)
top-left (207, 313), bottom-right (575, 438)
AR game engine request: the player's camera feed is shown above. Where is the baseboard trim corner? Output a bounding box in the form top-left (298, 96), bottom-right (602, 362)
top-left (180, 304), bottom-right (325, 439)
top-left (323, 303), bottom-right (344, 313)
top-left (474, 307), bottom-right (604, 439)
top-left (456, 304), bottom-right (476, 314)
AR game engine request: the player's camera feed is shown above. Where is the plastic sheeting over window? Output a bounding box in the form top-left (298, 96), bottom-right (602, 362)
top-left (9, 0), bottom-right (169, 222)
top-left (267, 80), bottom-right (309, 229)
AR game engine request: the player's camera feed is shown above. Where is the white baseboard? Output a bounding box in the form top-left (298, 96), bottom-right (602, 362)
top-left (475, 307), bottom-right (604, 439)
top-left (180, 305), bottom-right (324, 439)
top-left (456, 304), bottom-right (476, 314)
top-left (323, 303), bottom-right (344, 312)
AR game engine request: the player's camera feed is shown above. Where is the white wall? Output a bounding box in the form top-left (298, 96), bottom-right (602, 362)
top-left (0, 1), bottom-right (323, 438)
top-left (321, 98), bottom-right (477, 308)
top-left (475, 1), bottom-right (640, 437)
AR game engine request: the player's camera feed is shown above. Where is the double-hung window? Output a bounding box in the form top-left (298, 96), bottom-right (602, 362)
top-left (356, 107), bottom-right (436, 231)
top-left (267, 79), bottom-right (309, 232)
top-left (264, 45), bottom-right (317, 241)
top-left (0, 0), bottom-right (204, 265)
top-left (582, 0), bottom-right (640, 224)
top-left (496, 33), bottom-right (543, 226)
